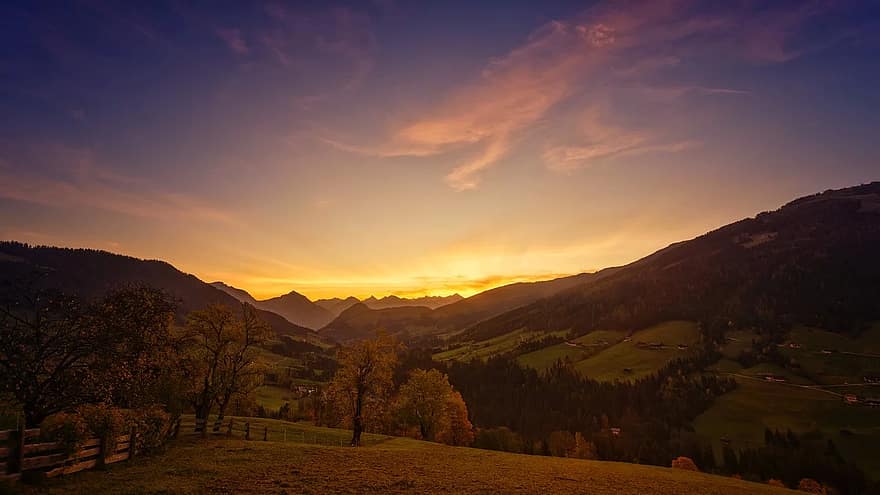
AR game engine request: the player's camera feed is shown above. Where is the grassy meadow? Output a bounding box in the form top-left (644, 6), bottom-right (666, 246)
top-left (517, 330), bottom-right (626, 371)
top-left (573, 321), bottom-right (701, 381)
top-left (433, 329), bottom-right (568, 362)
top-left (24, 431), bottom-right (796, 495)
top-left (694, 368), bottom-right (880, 478)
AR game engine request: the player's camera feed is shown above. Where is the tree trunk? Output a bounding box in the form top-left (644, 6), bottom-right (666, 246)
top-left (351, 415), bottom-right (363, 447)
top-left (350, 386), bottom-right (364, 447)
top-left (214, 396), bottom-right (231, 432)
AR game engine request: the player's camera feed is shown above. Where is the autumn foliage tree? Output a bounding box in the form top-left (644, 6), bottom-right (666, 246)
top-left (396, 369), bottom-right (473, 446)
top-left (327, 333), bottom-right (398, 446)
top-left (184, 303), bottom-right (270, 428)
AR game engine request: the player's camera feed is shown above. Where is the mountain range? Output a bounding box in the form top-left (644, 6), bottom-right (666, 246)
top-left (0, 243), bottom-right (583, 343)
top-left (2, 182), bottom-right (878, 349)
top-left (318, 272), bottom-right (597, 342)
top-left (211, 283), bottom-right (464, 330)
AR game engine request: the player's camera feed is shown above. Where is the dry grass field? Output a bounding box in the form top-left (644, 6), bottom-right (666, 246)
top-left (22, 436), bottom-right (796, 495)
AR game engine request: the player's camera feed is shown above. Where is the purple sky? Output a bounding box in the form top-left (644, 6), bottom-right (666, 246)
top-left (1, 0), bottom-right (879, 299)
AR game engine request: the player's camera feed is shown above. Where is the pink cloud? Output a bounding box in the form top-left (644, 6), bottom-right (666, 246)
top-left (323, 0), bottom-right (839, 190)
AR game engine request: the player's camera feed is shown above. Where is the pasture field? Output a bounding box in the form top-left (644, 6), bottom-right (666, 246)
top-left (24, 431), bottom-right (795, 495)
top-left (433, 329), bottom-right (567, 362)
top-left (780, 326), bottom-right (880, 387)
top-left (254, 385), bottom-right (299, 411)
top-left (573, 321), bottom-right (702, 381)
top-left (718, 329), bottom-right (759, 359)
top-left (516, 330), bottom-right (626, 371)
top-left (694, 370), bottom-right (880, 478)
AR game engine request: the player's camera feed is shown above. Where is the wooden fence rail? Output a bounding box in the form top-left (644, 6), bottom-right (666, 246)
top-left (2, 416), bottom-right (351, 483)
top-left (0, 424), bottom-right (139, 482)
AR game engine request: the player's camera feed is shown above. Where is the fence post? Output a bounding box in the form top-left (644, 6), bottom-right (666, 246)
top-left (284, 427), bottom-right (287, 442)
top-left (244, 422), bottom-right (250, 441)
top-left (263, 426), bottom-right (268, 441)
top-left (10, 422), bottom-right (25, 475)
top-left (200, 418), bottom-right (207, 439)
top-left (128, 425), bottom-right (137, 462)
top-left (227, 418), bottom-right (234, 437)
top-left (173, 417), bottom-right (181, 439)
top-left (96, 434), bottom-right (107, 470)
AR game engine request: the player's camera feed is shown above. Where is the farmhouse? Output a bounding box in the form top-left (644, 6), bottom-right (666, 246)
top-left (864, 376), bottom-right (880, 384)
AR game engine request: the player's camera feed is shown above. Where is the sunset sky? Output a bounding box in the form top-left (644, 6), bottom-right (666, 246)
top-left (1, 0), bottom-right (879, 300)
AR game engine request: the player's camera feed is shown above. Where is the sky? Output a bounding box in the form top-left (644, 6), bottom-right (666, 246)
top-left (1, 0), bottom-right (879, 300)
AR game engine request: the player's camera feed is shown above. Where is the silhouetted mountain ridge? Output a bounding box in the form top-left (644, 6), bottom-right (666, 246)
top-left (0, 243), bottom-right (316, 339)
top-left (462, 182), bottom-right (880, 342)
top-left (318, 272), bottom-right (598, 343)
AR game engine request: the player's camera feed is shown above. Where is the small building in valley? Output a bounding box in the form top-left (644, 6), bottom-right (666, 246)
top-left (763, 374), bottom-right (787, 383)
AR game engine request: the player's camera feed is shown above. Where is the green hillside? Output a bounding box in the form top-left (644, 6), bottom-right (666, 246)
top-left (28, 433), bottom-right (794, 495)
top-left (434, 329), bottom-right (567, 362)
top-left (694, 370), bottom-right (880, 479)
top-left (517, 330), bottom-right (626, 371)
top-left (573, 321), bottom-right (702, 381)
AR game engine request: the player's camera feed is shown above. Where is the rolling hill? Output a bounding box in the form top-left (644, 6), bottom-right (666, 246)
top-left (319, 272), bottom-right (604, 343)
top-left (320, 303), bottom-right (437, 342)
top-left (0, 242), bottom-right (317, 339)
top-left (461, 182), bottom-right (880, 343)
top-left (362, 293), bottom-right (464, 310)
top-left (314, 296), bottom-right (361, 317)
top-left (28, 428), bottom-right (795, 495)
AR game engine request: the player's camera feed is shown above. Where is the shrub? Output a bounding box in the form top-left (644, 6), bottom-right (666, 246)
top-left (40, 411), bottom-right (89, 457)
top-left (130, 405), bottom-right (171, 453)
top-left (671, 456), bottom-right (699, 472)
top-left (798, 478), bottom-right (826, 494)
top-left (768, 479), bottom-right (786, 488)
top-left (77, 403), bottom-right (128, 452)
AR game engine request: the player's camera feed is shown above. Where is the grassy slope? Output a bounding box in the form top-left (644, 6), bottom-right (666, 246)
top-left (433, 329), bottom-right (567, 362)
top-left (694, 369), bottom-right (880, 478)
top-left (29, 435), bottom-right (795, 495)
top-left (574, 321), bottom-right (701, 381)
top-left (254, 386), bottom-right (299, 411)
top-left (517, 330), bottom-right (626, 371)
top-left (781, 326), bottom-right (880, 387)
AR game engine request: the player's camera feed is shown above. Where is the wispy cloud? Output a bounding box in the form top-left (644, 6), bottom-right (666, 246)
top-left (0, 144), bottom-right (238, 225)
top-left (324, 0), bottom-right (842, 190)
top-left (259, 5), bottom-right (377, 102)
top-left (216, 28), bottom-right (249, 55)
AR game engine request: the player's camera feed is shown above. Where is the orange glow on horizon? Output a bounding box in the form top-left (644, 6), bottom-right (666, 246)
top-left (217, 271), bottom-right (584, 302)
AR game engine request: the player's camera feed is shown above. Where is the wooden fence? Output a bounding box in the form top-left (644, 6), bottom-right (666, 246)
top-left (0, 416), bottom-right (351, 482)
top-left (177, 417), bottom-right (351, 446)
top-left (0, 424), bottom-right (139, 482)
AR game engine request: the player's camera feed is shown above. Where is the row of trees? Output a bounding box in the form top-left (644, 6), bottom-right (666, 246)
top-left (315, 334), bottom-right (474, 447)
top-left (0, 284), bottom-right (268, 430)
